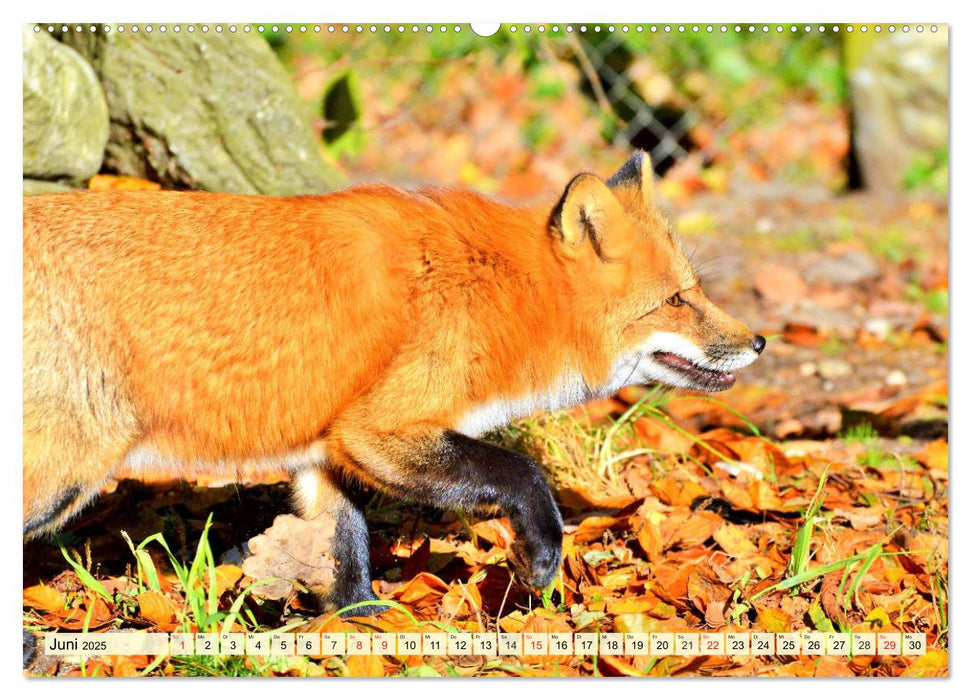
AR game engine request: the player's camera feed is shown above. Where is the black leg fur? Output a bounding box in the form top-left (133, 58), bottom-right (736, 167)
top-left (327, 482), bottom-right (388, 617)
top-left (336, 428), bottom-right (564, 589)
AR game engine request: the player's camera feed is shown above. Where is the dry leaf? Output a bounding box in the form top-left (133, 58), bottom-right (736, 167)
top-left (88, 174), bottom-right (161, 191)
top-left (23, 584), bottom-right (66, 613)
top-left (713, 524), bottom-right (758, 558)
top-left (242, 512), bottom-right (338, 599)
top-left (136, 591), bottom-right (180, 628)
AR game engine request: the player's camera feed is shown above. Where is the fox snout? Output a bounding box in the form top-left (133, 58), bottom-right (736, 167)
top-left (628, 286), bottom-right (765, 393)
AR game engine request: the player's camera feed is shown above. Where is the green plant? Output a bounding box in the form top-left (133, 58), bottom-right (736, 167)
top-left (904, 147), bottom-right (948, 196)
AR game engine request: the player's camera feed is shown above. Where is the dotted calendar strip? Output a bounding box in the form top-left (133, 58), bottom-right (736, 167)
top-left (43, 631), bottom-right (927, 658)
top-left (33, 24), bottom-right (941, 36)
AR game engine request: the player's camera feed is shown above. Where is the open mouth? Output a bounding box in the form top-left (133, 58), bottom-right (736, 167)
top-left (653, 351), bottom-right (736, 391)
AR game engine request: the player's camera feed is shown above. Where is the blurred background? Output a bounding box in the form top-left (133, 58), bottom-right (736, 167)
top-left (271, 25), bottom-right (946, 200)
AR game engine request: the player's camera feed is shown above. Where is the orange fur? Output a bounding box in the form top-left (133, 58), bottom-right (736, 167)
top-left (23, 154), bottom-right (761, 537)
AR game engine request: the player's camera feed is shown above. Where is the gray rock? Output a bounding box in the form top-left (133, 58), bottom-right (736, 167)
top-left (23, 28), bottom-right (109, 180)
top-left (848, 30), bottom-right (948, 193)
top-left (62, 29), bottom-right (343, 195)
top-left (804, 250), bottom-right (881, 286)
top-left (818, 359), bottom-right (853, 380)
top-left (23, 178), bottom-right (78, 196)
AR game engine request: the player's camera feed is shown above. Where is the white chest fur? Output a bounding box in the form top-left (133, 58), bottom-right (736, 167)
top-left (454, 357), bottom-right (639, 437)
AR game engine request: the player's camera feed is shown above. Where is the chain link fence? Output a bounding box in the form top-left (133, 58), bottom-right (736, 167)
top-left (275, 25), bottom-right (847, 198)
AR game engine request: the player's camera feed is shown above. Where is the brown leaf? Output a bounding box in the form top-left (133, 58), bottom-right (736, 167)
top-left (440, 581), bottom-right (482, 619)
top-left (819, 572), bottom-right (850, 627)
top-left (344, 654), bottom-right (386, 677)
top-left (754, 264), bottom-right (808, 305)
top-left (686, 564), bottom-right (732, 614)
top-left (915, 439), bottom-right (948, 471)
top-left (635, 519), bottom-right (664, 561)
top-left (814, 656), bottom-right (854, 677)
top-left (471, 518), bottom-right (514, 548)
top-left (242, 512), bottom-right (338, 600)
top-left (713, 524), bottom-right (758, 559)
top-left (136, 591), bottom-right (180, 628)
top-left (213, 564), bottom-right (243, 597)
top-left (23, 584), bottom-right (66, 613)
top-left (88, 174), bottom-right (161, 191)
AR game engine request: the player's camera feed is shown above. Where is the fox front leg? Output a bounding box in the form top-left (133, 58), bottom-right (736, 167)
top-left (330, 426), bottom-right (564, 589)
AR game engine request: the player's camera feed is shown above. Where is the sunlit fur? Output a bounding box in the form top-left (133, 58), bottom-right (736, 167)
top-left (22, 154), bottom-right (761, 537)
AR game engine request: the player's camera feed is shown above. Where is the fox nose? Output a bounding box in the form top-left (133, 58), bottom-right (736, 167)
top-left (752, 335), bottom-right (766, 354)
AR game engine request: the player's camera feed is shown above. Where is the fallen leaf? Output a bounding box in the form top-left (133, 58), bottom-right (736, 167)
top-left (814, 656), bottom-right (854, 677)
top-left (242, 512), bottom-right (338, 600)
top-left (136, 591), bottom-right (180, 628)
top-left (901, 649), bottom-right (948, 677)
top-left (23, 584), bottom-right (66, 613)
top-left (88, 174), bottom-right (161, 191)
top-left (713, 524), bottom-right (758, 558)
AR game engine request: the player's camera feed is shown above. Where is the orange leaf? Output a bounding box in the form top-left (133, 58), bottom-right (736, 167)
top-left (573, 516), bottom-right (625, 545)
top-left (471, 518), bottom-right (514, 548)
top-left (136, 591), bottom-right (180, 627)
top-left (915, 439), bottom-right (948, 471)
top-left (109, 655), bottom-right (141, 677)
top-left (902, 649), bottom-right (948, 677)
top-left (88, 174), bottom-right (161, 192)
top-left (440, 581), bottom-right (482, 619)
top-left (713, 524), bottom-right (758, 559)
top-left (814, 656), bottom-right (854, 677)
top-left (635, 519), bottom-right (664, 561)
top-left (23, 584), bottom-right (66, 613)
top-left (213, 565), bottom-right (243, 597)
top-left (343, 654), bottom-right (385, 677)
top-left (392, 572), bottom-right (448, 605)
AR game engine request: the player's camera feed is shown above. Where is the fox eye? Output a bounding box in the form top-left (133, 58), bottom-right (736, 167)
top-left (666, 292), bottom-right (684, 307)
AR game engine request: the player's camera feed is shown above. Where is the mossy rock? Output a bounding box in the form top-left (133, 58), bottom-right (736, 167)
top-left (62, 27), bottom-right (344, 195)
top-left (23, 27), bottom-right (109, 180)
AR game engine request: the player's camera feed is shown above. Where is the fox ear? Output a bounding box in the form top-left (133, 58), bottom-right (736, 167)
top-left (551, 173), bottom-right (626, 259)
top-left (606, 151), bottom-right (655, 204)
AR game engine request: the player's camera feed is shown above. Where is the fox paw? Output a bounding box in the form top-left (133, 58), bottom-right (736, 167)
top-left (326, 581), bottom-right (390, 618)
top-left (508, 531), bottom-right (563, 589)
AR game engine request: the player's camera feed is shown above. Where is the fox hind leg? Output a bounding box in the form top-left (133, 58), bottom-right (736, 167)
top-left (292, 466), bottom-right (385, 616)
top-left (23, 399), bottom-right (138, 539)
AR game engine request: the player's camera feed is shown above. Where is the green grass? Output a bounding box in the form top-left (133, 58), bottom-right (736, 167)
top-left (839, 421), bottom-right (878, 445)
top-left (906, 282), bottom-right (948, 315)
top-left (820, 336), bottom-right (848, 357)
top-left (787, 467), bottom-right (828, 579)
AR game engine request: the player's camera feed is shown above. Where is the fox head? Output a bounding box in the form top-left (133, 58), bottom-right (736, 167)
top-left (551, 152), bottom-right (765, 393)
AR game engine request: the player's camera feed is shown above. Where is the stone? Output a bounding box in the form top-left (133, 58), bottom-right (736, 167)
top-left (23, 179), bottom-right (78, 196)
top-left (886, 370), bottom-right (908, 386)
top-left (23, 27), bottom-right (109, 180)
top-left (818, 359), bottom-right (853, 380)
top-left (805, 250), bottom-right (881, 286)
top-left (848, 30), bottom-right (948, 193)
top-left (799, 362), bottom-right (818, 377)
top-left (62, 29), bottom-right (343, 195)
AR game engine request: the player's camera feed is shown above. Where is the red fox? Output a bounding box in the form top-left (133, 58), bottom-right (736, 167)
top-left (23, 152), bottom-right (764, 612)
